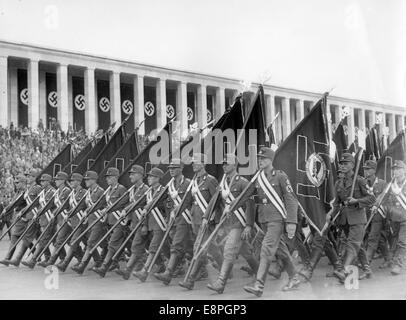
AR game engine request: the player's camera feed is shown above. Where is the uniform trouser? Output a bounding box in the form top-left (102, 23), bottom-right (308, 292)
top-left (366, 219), bottom-right (388, 261)
top-left (191, 222), bottom-right (223, 268)
top-left (86, 222), bottom-right (108, 250)
top-left (131, 229), bottom-right (168, 264)
top-left (21, 221), bottom-right (40, 245)
top-left (170, 223), bottom-right (193, 257)
top-left (392, 221), bottom-right (406, 268)
top-left (53, 223), bottom-right (72, 252)
top-left (69, 223), bottom-right (88, 249)
top-left (107, 224), bottom-right (130, 253)
top-left (0, 219), bottom-right (12, 238)
top-left (342, 223), bottom-right (365, 265)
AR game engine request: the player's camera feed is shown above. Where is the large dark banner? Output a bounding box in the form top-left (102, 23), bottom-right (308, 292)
top-left (72, 76), bottom-right (85, 132)
top-left (166, 88), bottom-right (176, 123)
top-left (187, 91), bottom-right (196, 129)
top-left (46, 73), bottom-right (58, 129)
top-left (120, 83), bottom-right (134, 134)
top-left (17, 69), bottom-right (28, 128)
top-left (207, 94), bottom-right (214, 125)
top-left (144, 86), bottom-right (156, 135)
top-left (97, 80), bottom-right (111, 131)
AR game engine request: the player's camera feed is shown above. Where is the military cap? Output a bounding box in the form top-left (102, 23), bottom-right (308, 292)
top-left (168, 158), bottom-right (184, 168)
top-left (70, 173), bottom-right (83, 182)
top-left (129, 165), bottom-right (144, 175)
top-left (257, 147), bottom-right (275, 161)
top-left (339, 153), bottom-right (355, 164)
top-left (105, 167), bottom-right (120, 177)
top-left (14, 174), bottom-right (27, 183)
top-left (190, 153), bottom-right (207, 164)
top-left (39, 174), bottom-right (52, 182)
top-left (363, 160), bottom-right (377, 170)
top-left (84, 171), bottom-right (98, 180)
top-left (392, 160), bottom-right (406, 169)
top-left (54, 171), bottom-right (69, 181)
top-left (222, 153), bottom-right (238, 165)
top-left (147, 167), bottom-right (164, 179)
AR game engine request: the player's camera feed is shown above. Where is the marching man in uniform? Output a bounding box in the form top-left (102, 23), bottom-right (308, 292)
top-left (179, 153), bottom-right (223, 290)
top-left (115, 164), bottom-right (149, 280)
top-left (0, 170), bottom-right (42, 266)
top-left (71, 171), bottom-right (105, 275)
top-left (154, 159), bottom-right (193, 285)
top-left (92, 167), bottom-right (127, 277)
top-left (382, 160), bottom-right (406, 275)
top-left (133, 167), bottom-right (169, 282)
top-left (20, 174), bottom-right (58, 268)
top-left (243, 147), bottom-right (300, 297)
top-left (326, 153), bottom-right (375, 282)
top-left (207, 153), bottom-right (259, 294)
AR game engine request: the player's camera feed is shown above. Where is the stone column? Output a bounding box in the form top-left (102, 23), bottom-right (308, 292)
top-left (156, 78), bottom-right (167, 130)
top-left (28, 59), bottom-right (40, 130)
top-left (347, 106), bottom-right (355, 144)
top-left (9, 66), bottom-right (18, 126)
top-left (177, 81), bottom-right (188, 139)
top-left (396, 115), bottom-right (403, 134)
top-left (110, 71), bottom-right (121, 129)
top-left (296, 99), bottom-right (304, 123)
top-left (388, 113), bottom-right (396, 141)
top-left (84, 67), bottom-right (97, 135)
top-left (214, 86), bottom-right (225, 120)
top-left (133, 75), bottom-right (144, 135)
top-left (0, 56), bottom-right (8, 127)
top-left (281, 97), bottom-right (291, 139)
top-left (57, 63), bottom-right (69, 132)
top-left (197, 84), bottom-right (207, 128)
top-left (359, 108), bottom-right (366, 132)
top-left (367, 110), bottom-right (376, 129)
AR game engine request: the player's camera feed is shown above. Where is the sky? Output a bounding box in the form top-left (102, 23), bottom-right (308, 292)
top-left (0, 0), bottom-right (405, 107)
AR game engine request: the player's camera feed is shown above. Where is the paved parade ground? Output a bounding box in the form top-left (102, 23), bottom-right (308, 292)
top-left (1, 240), bottom-right (406, 300)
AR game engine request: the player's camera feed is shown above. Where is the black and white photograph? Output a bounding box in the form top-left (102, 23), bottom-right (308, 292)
top-left (0, 0), bottom-right (405, 306)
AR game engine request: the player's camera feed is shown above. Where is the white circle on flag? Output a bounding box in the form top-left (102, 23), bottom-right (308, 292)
top-left (144, 101), bottom-right (155, 117)
top-left (48, 91), bottom-right (58, 108)
top-left (187, 107), bottom-right (194, 121)
top-left (20, 88), bottom-right (29, 106)
top-left (207, 109), bottom-right (212, 122)
top-left (99, 97), bottom-right (110, 112)
top-left (74, 94), bottom-right (85, 111)
top-left (166, 105), bottom-right (175, 119)
top-left (121, 100), bottom-right (133, 115)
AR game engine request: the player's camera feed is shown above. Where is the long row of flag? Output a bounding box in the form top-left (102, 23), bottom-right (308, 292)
top-left (34, 88), bottom-right (406, 234)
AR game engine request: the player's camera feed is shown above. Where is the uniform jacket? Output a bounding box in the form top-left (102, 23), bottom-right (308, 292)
top-left (366, 177), bottom-right (387, 223)
top-left (67, 186), bottom-right (88, 227)
top-left (384, 178), bottom-right (406, 222)
top-left (126, 182), bottom-right (149, 228)
top-left (25, 184), bottom-right (55, 221)
top-left (166, 176), bottom-right (191, 226)
top-left (86, 184), bottom-right (106, 224)
top-left (184, 173), bottom-right (218, 226)
top-left (104, 183), bottom-right (127, 225)
top-left (144, 184), bottom-right (168, 231)
top-left (244, 169), bottom-right (298, 225)
top-left (39, 184), bottom-right (70, 227)
top-left (333, 174), bottom-right (375, 225)
top-left (18, 184), bottom-right (43, 222)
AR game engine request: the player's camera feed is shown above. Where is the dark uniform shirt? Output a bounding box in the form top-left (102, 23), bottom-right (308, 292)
top-left (25, 185), bottom-right (55, 221)
top-left (333, 174), bottom-right (375, 225)
top-left (166, 176), bottom-right (192, 226)
top-left (67, 186), bottom-right (88, 227)
top-left (145, 184), bottom-right (168, 231)
top-left (125, 182), bottom-right (149, 228)
top-left (104, 183), bottom-right (127, 225)
top-left (39, 184), bottom-right (70, 227)
top-left (86, 184), bottom-right (106, 224)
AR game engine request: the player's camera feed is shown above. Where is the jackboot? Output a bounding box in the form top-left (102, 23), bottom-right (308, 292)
top-left (334, 250), bottom-right (354, 283)
top-left (56, 247), bottom-right (75, 272)
top-left (244, 255), bottom-right (259, 276)
top-left (0, 237), bottom-right (18, 266)
top-left (154, 253), bottom-right (180, 285)
top-left (268, 259), bottom-right (283, 279)
top-left (71, 249), bottom-right (91, 275)
top-left (133, 253), bottom-right (154, 282)
top-left (39, 251), bottom-right (59, 268)
top-left (8, 242), bottom-right (29, 267)
top-left (116, 254), bottom-right (139, 280)
top-left (298, 247), bottom-right (323, 282)
top-left (22, 244), bottom-right (43, 269)
top-left (178, 257), bottom-right (206, 290)
top-left (92, 249), bottom-right (114, 278)
top-left (282, 274), bottom-right (301, 291)
top-left (324, 243), bottom-right (344, 278)
top-left (243, 259), bottom-right (270, 297)
top-left (207, 260), bottom-right (233, 294)
top-left (358, 248), bottom-right (373, 280)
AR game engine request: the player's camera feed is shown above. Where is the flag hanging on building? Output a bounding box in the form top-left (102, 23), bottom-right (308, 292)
top-left (98, 131), bottom-right (139, 189)
top-left (377, 129), bottom-right (406, 182)
top-left (36, 144), bottom-right (73, 185)
top-left (273, 95), bottom-right (335, 233)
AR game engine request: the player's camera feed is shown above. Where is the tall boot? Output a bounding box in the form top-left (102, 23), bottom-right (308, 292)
top-left (0, 236), bottom-right (18, 266)
top-left (116, 254), bottom-right (139, 280)
top-left (244, 255), bottom-right (259, 276)
top-left (268, 258), bottom-right (283, 279)
top-left (22, 244), bottom-right (44, 269)
top-left (334, 249), bottom-right (354, 283)
top-left (207, 260), bottom-right (233, 294)
top-left (91, 249), bottom-right (102, 269)
top-left (154, 253), bottom-right (180, 285)
top-left (92, 249), bottom-right (114, 278)
top-left (324, 241), bottom-right (344, 277)
top-left (358, 248), bottom-right (372, 280)
top-left (178, 256), bottom-right (206, 290)
top-left (56, 247), bottom-right (75, 272)
top-left (72, 246), bottom-right (84, 267)
top-left (298, 247), bottom-right (323, 282)
top-left (243, 258), bottom-right (270, 297)
top-left (8, 242), bottom-right (29, 267)
top-left (72, 249), bottom-right (91, 275)
top-left (133, 253), bottom-right (154, 282)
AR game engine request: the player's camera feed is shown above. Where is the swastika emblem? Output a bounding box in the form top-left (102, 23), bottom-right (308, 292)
top-left (144, 101), bottom-right (155, 117)
top-left (99, 97), bottom-right (110, 112)
top-left (121, 100), bottom-right (133, 115)
top-left (74, 94), bottom-right (85, 111)
top-left (187, 107), bottom-right (194, 121)
top-left (207, 109), bottom-right (212, 122)
top-left (48, 91), bottom-right (58, 108)
top-left (166, 105), bottom-right (175, 119)
top-left (20, 88), bottom-right (29, 105)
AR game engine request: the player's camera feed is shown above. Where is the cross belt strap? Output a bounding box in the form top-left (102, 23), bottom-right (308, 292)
top-left (257, 170), bottom-right (287, 219)
top-left (377, 205), bottom-right (386, 218)
top-left (191, 179), bottom-right (208, 214)
top-left (169, 178), bottom-right (192, 224)
top-left (151, 207), bottom-right (167, 231)
top-left (45, 210), bottom-right (54, 222)
top-left (391, 180), bottom-right (406, 211)
top-left (134, 208), bottom-right (145, 220)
